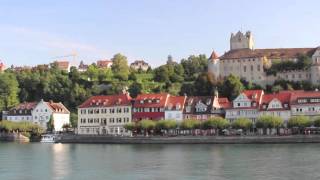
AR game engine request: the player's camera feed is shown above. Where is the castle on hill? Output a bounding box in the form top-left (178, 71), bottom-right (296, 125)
top-left (208, 31), bottom-right (320, 86)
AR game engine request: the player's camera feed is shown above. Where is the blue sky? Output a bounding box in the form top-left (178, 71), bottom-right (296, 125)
top-left (0, 0), bottom-right (320, 67)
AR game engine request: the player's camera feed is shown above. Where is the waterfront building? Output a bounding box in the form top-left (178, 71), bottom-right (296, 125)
top-left (259, 92), bottom-right (292, 125)
top-left (51, 61), bottom-right (71, 72)
top-left (183, 92), bottom-right (229, 120)
top-left (97, 60), bottom-right (113, 68)
top-left (78, 60), bottom-right (89, 72)
top-left (208, 31), bottom-right (320, 86)
top-left (77, 93), bottom-right (132, 135)
top-left (290, 91), bottom-right (320, 118)
top-left (132, 93), bottom-right (169, 121)
top-left (3, 100), bottom-right (70, 131)
top-left (164, 95), bottom-right (186, 121)
top-left (130, 60), bottom-right (150, 71)
top-left (225, 90), bottom-right (264, 123)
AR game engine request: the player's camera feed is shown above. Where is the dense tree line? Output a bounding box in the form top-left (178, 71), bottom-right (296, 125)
top-left (1, 53), bottom-right (319, 127)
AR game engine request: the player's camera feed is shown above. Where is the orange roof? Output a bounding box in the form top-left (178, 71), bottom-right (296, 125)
top-left (13, 102), bottom-right (37, 110)
top-left (46, 101), bottom-right (70, 114)
top-left (260, 92), bottom-right (291, 110)
top-left (218, 97), bottom-right (231, 109)
top-left (220, 48), bottom-right (316, 60)
top-left (79, 93), bottom-right (132, 108)
top-left (134, 93), bottom-right (169, 108)
top-left (209, 50), bottom-right (219, 60)
top-left (242, 90), bottom-right (264, 101)
top-left (55, 61), bottom-right (70, 70)
top-left (97, 60), bottom-right (112, 68)
top-left (290, 91), bottom-right (320, 105)
top-left (166, 96), bottom-right (186, 110)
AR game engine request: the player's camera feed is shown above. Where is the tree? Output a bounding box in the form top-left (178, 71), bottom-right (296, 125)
top-left (219, 74), bottom-right (244, 100)
top-left (156, 120), bottom-right (177, 134)
top-left (180, 119), bottom-right (200, 135)
top-left (203, 117), bottom-right (229, 135)
top-left (47, 115), bottom-right (54, 132)
top-left (313, 117), bottom-right (320, 127)
top-left (232, 118), bottom-right (252, 134)
top-left (256, 115), bottom-right (283, 135)
top-left (0, 73), bottom-right (20, 111)
top-left (193, 72), bottom-right (217, 96)
top-left (288, 116), bottom-right (311, 134)
top-left (111, 53), bottom-right (130, 81)
top-left (138, 119), bottom-right (156, 136)
top-left (181, 54), bottom-right (208, 81)
top-left (256, 115), bottom-right (283, 129)
top-left (129, 82), bottom-right (142, 98)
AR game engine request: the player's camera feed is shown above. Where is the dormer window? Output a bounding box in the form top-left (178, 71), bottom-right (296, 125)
top-left (284, 104), bottom-right (288, 108)
top-left (156, 99), bottom-right (160, 103)
top-left (167, 103), bottom-right (173, 110)
top-left (148, 99), bottom-right (152, 103)
top-left (252, 102), bottom-right (257, 106)
top-left (140, 100), bottom-right (144, 104)
top-left (262, 104), bottom-right (267, 109)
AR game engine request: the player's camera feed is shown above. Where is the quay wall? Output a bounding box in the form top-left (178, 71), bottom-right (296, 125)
top-left (57, 135), bottom-right (320, 144)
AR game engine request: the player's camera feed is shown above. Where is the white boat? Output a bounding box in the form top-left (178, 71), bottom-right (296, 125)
top-left (40, 134), bottom-right (56, 143)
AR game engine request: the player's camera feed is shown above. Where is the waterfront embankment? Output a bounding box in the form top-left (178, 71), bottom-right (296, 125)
top-left (57, 134), bottom-right (320, 144)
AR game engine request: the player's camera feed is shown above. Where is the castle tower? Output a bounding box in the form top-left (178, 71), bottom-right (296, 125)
top-left (230, 31), bottom-right (254, 50)
top-left (310, 47), bottom-right (320, 84)
top-left (208, 50), bottom-right (220, 79)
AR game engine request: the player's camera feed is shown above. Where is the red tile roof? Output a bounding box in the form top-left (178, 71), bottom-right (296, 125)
top-left (97, 60), bottom-right (112, 68)
top-left (46, 101), bottom-right (70, 114)
top-left (133, 93), bottom-right (169, 108)
top-left (290, 91), bottom-right (320, 105)
top-left (13, 102), bottom-right (37, 110)
top-left (79, 93), bottom-right (132, 108)
top-left (218, 98), bottom-right (231, 109)
top-left (166, 96), bottom-right (186, 110)
top-left (260, 92), bottom-right (291, 110)
top-left (220, 48), bottom-right (316, 60)
top-left (55, 61), bottom-right (70, 70)
top-left (242, 90), bottom-right (264, 102)
top-left (209, 50), bottom-right (219, 60)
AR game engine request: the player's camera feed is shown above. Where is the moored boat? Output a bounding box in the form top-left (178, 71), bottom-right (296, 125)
top-left (40, 134), bottom-right (56, 143)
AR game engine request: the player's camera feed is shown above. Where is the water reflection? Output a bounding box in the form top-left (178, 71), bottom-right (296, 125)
top-left (51, 144), bottom-right (71, 179)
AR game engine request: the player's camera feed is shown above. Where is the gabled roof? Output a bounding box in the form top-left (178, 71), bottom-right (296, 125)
top-left (46, 101), bottom-right (70, 114)
top-left (79, 93), bottom-right (132, 108)
top-left (260, 92), bottom-right (291, 110)
top-left (166, 96), bottom-right (186, 110)
top-left (220, 48), bottom-right (316, 60)
top-left (12, 102), bottom-right (37, 111)
top-left (133, 93), bottom-right (169, 108)
top-left (290, 91), bottom-right (320, 105)
top-left (209, 50), bottom-right (219, 60)
top-left (242, 90), bottom-right (264, 102)
top-left (54, 61), bottom-right (70, 70)
top-left (97, 60), bottom-right (112, 68)
top-left (218, 98), bottom-right (231, 109)
top-left (183, 96), bottom-right (214, 114)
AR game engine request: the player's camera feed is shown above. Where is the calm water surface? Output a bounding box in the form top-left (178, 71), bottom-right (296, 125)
top-left (0, 142), bottom-right (320, 180)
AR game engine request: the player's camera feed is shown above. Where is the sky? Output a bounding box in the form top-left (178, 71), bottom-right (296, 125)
top-left (0, 0), bottom-right (320, 67)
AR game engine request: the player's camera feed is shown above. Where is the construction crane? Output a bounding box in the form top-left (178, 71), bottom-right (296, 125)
top-left (52, 52), bottom-right (77, 62)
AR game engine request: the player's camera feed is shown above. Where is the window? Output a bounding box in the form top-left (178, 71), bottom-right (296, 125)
top-left (257, 65), bottom-right (260, 71)
top-left (251, 65), bottom-right (253, 71)
top-left (243, 66), bottom-right (246, 72)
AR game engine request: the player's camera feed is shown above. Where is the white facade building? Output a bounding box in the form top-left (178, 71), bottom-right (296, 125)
top-left (164, 96), bottom-right (186, 121)
top-left (77, 93), bottom-right (132, 135)
top-left (4, 100), bottom-right (70, 131)
top-left (208, 31), bottom-right (320, 86)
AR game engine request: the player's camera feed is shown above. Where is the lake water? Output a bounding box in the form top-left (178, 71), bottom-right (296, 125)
top-left (0, 143), bottom-right (320, 180)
